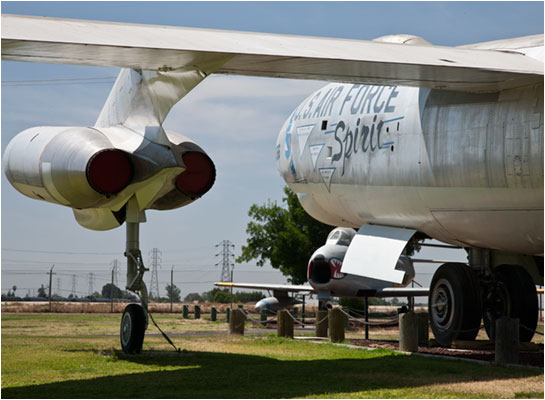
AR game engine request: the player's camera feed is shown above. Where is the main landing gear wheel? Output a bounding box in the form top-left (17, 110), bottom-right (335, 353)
top-left (483, 265), bottom-right (538, 343)
top-left (121, 304), bottom-right (146, 354)
top-left (429, 263), bottom-right (482, 347)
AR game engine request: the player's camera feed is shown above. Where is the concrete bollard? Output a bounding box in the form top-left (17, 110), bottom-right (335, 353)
top-left (416, 312), bottom-right (429, 346)
top-left (328, 308), bottom-right (345, 343)
top-left (194, 305), bottom-right (201, 319)
top-left (210, 306), bottom-right (217, 322)
top-left (315, 310), bottom-right (328, 338)
top-left (495, 317), bottom-right (519, 365)
top-left (226, 307), bottom-right (230, 323)
top-left (277, 310), bottom-right (294, 338)
top-left (399, 311), bottom-right (418, 352)
top-left (229, 308), bottom-right (246, 335)
top-left (260, 309), bottom-right (267, 327)
top-left (182, 305), bottom-right (189, 319)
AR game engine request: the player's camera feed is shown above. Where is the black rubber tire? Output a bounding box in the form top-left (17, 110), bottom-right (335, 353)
top-left (120, 304), bottom-right (146, 354)
top-left (483, 265), bottom-right (538, 343)
top-left (429, 263), bottom-right (482, 347)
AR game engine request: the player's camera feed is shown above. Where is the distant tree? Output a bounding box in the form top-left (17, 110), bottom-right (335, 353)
top-left (213, 290), bottom-right (231, 303)
top-left (237, 186), bottom-right (333, 284)
top-left (37, 284), bottom-right (47, 298)
top-left (165, 284), bottom-right (181, 303)
top-left (102, 283), bottom-right (123, 299)
top-left (184, 292), bottom-right (203, 303)
top-left (11, 285), bottom-right (17, 297)
top-left (202, 288), bottom-right (224, 302)
top-left (233, 291), bottom-right (265, 303)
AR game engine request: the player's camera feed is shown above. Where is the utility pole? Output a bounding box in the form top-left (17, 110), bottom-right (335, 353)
top-left (48, 265), bottom-right (55, 311)
top-left (170, 265), bottom-right (174, 313)
top-left (215, 240), bottom-right (235, 307)
top-left (110, 265), bottom-right (115, 313)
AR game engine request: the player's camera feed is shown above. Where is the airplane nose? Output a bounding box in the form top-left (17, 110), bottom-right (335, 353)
top-left (255, 299), bottom-right (269, 312)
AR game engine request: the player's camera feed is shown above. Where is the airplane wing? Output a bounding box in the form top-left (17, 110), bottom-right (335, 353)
top-left (2, 14), bottom-right (543, 93)
top-left (374, 287), bottom-right (429, 298)
top-left (215, 282), bottom-right (314, 293)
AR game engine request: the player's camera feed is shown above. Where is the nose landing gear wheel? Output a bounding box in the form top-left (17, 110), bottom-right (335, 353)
top-left (121, 304), bottom-right (146, 354)
top-left (429, 263), bottom-right (482, 347)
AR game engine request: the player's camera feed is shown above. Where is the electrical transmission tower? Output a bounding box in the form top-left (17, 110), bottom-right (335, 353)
top-left (71, 275), bottom-right (77, 297)
top-left (111, 259), bottom-right (120, 287)
top-left (56, 277), bottom-right (62, 295)
top-left (215, 240), bottom-right (235, 282)
top-left (88, 273), bottom-right (95, 296)
top-left (148, 248), bottom-right (162, 299)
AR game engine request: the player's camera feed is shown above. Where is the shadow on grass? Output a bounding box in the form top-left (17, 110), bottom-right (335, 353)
top-left (3, 347), bottom-right (542, 398)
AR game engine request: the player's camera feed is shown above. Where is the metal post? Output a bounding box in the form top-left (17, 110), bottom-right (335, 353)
top-left (364, 296), bottom-right (369, 340)
top-left (170, 265), bottom-right (174, 313)
top-left (48, 265), bottom-right (55, 312)
top-left (110, 266), bottom-right (114, 313)
top-left (302, 295), bottom-right (306, 328)
top-left (230, 269), bottom-right (234, 310)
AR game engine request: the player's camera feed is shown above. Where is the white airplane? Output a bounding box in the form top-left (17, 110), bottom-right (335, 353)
top-left (216, 226), bottom-right (429, 311)
top-left (2, 15), bottom-right (542, 352)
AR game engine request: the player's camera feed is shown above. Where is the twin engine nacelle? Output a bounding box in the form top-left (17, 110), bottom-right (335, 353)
top-left (4, 126), bottom-right (216, 229)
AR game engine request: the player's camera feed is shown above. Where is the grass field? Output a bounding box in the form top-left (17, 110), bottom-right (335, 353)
top-left (2, 313), bottom-right (543, 398)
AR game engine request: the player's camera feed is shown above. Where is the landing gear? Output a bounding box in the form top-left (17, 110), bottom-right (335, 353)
top-left (483, 265), bottom-right (538, 343)
top-left (429, 263), bottom-right (482, 347)
top-left (121, 304), bottom-right (146, 353)
top-left (120, 197), bottom-right (149, 354)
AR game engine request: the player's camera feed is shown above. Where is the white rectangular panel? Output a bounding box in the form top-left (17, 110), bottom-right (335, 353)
top-left (340, 225), bottom-right (416, 284)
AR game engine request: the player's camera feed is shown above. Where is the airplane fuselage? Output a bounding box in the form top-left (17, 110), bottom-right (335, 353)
top-left (277, 83), bottom-right (544, 256)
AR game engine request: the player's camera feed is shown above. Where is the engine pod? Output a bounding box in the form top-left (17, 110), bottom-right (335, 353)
top-left (4, 126), bottom-right (133, 209)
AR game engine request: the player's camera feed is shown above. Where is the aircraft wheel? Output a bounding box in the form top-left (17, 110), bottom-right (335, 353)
top-left (429, 263), bottom-right (482, 347)
top-left (483, 265), bottom-right (538, 343)
top-left (120, 304), bottom-right (146, 354)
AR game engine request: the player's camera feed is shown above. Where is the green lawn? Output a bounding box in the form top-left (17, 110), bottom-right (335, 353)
top-left (2, 313), bottom-right (543, 398)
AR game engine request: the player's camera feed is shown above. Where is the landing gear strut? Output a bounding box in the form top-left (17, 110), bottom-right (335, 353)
top-left (120, 198), bottom-right (149, 354)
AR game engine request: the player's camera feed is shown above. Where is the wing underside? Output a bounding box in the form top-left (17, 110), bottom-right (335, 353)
top-left (215, 282), bottom-right (314, 293)
top-left (2, 14), bottom-right (543, 93)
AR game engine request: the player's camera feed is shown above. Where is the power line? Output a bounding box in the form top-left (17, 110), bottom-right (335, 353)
top-left (3, 76), bottom-right (118, 83)
top-left (2, 248), bottom-right (120, 255)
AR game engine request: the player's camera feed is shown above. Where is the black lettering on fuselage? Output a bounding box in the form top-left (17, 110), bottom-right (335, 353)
top-left (330, 114), bottom-right (387, 176)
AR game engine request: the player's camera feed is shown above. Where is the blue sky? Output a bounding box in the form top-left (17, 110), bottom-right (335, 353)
top-left (1, 1), bottom-right (543, 299)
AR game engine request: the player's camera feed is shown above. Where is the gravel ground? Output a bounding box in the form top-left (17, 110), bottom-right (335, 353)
top-left (348, 338), bottom-right (544, 368)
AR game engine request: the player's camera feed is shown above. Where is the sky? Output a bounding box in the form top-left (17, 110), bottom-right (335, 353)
top-left (1, 1), bottom-right (543, 300)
